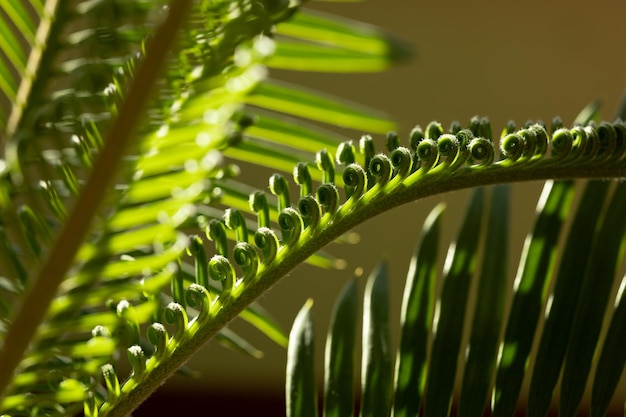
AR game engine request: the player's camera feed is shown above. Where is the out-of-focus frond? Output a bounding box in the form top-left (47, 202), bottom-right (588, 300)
top-left (0, 1), bottom-right (404, 415)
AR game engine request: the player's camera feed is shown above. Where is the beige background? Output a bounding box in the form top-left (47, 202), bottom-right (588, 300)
top-left (159, 0), bottom-right (626, 412)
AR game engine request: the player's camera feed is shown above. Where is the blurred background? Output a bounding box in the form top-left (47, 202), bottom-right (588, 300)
top-left (136, 1), bottom-right (626, 415)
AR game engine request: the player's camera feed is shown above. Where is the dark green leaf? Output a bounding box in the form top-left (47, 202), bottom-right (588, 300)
top-left (424, 188), bottom-right (484, 417)
top-left (560, 182), bottom-right (626, 417)
top-left (591, 271), bottom-right (626, 417)
top-left (493, 180), bottom-right (575, 417)
top-left (360, 262), bottom-right (392, 417)
top-left (323, 278), bottom-right (358, 417)
top-left (392, 203), bottom-right (444, 417)
top-left (286, 299), bottom-right (317, 417)
top-left (459, 185), bottom-right (510, 417)
top-left (528, 180), bottom-right (610, 417)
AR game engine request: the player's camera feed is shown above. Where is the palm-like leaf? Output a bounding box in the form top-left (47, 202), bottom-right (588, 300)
top-left (288, 175), bottom-right (626, 417)
top-left (0, 0), bottom-right (46, 134)
top-left (0, 0), bottom-right (403, 415)
top-left (1, 0), bottom-right (626, 416)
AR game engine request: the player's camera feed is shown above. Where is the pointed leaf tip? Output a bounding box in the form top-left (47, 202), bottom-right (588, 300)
top-left (324, 279), bottom-right (358, 417)
top-left (286, 299), bottom-right (317, 417)
top-left (361, 262), bottom-right (392, 417)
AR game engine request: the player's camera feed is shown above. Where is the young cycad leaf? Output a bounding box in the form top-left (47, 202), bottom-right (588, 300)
top-left (527, 180), bottom-right (611, 417)
top-left (216, 7), bottom-right (406, 203)
top-left (392, 203), bottom-right (444, 417)
top-left (8, 3), bottom-right (626, 414)
top-left (525, 101), bottom-right (616, 417)
top-left (324, 278), bottom-right (359, 417)
top-left (361, 262), bottom-right (393, 417)
top-left (181, 4), bottom-right (404, 268)
top-left (286, 299), bottom-right (318, 417)
top-left (200, 115), bottom-right (626, 383)
top-left (559, 182), bottom-right (626, 417)
top-left (492, 180), bottom-right (575, 417)
top-left (458, 185), bottom-right (510, 417)
top-left (89, 9), bottom-right (404, 415)
top-left (170, 259), bottom-right (289, 350)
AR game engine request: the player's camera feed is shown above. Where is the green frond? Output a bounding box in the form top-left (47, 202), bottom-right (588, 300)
top-left (3, 0), bottom-right (625, 415)
top-left (559, 182), bottom-right (626, 417)
top-left (360, 262), bottom-right (393, 417)
top-left (323, 278), bottom-right (358, 417)
top-left (527, 180), bottom-right (610, 417)
top-left (287, 173), bottom-right (626, 417)
top-left (286, 299), bottom-right (317, 417)
top-left (492, 180), bottom-right (574, 417)
top-left (274, 8), bottom-right (409, 64)
top-left (424, 188), bottom-right (484, 417)
top-left (104, 110), bottom-right (626, 416)
top-left (459, 185), bottom-right (509, 417)
top-left (0, 0), bottom-right (403, 415)
top-left (0, 0), bottom-right (41, 132)
top-left (247, 80), bottom-right (394, 133)
top-left (393, 203), bottom-right (443, 417)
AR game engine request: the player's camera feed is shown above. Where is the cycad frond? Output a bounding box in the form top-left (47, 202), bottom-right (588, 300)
top-left (0, 1), bottom-right (402, 415)
top-left (2, 0), bottom-right (625, 416)
top-left (288, 176), bottom-right (626, 417)
top-left (111, 108), bottom-right (626, 415)
top-left (0, 0), bottom-right (51, 134)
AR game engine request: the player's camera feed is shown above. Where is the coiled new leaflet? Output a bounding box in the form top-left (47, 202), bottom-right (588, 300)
top-left (96, 117), bottom-right (626, 416)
